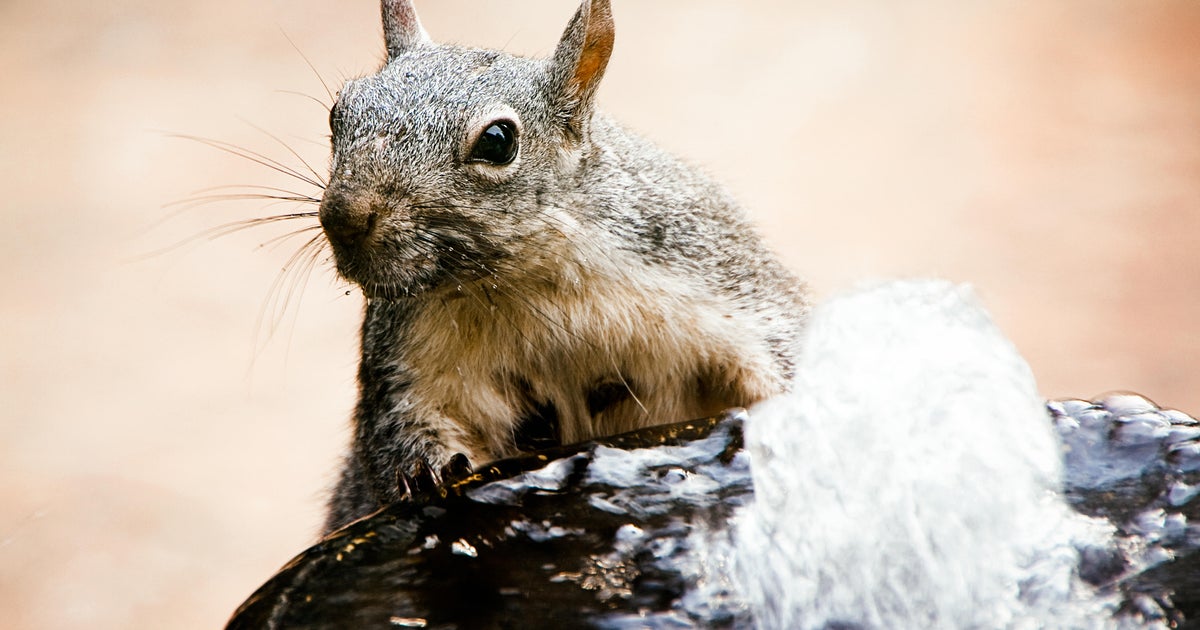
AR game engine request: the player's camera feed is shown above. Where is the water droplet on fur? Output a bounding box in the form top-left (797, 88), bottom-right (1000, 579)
top-left (456, 285), bottom-right (463, 292)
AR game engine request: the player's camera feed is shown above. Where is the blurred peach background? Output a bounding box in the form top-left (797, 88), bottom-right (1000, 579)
top-left (1, 1), bottom-right (1197, 628)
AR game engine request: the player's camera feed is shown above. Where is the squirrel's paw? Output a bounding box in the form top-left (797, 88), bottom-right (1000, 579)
top-left (395, 453), bottom-right (473, 501)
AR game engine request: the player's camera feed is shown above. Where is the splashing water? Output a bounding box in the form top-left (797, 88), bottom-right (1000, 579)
top-left (734, 280), bottom-right (1143, 629)
top-left (576, 279), bottom-right (1195, 628)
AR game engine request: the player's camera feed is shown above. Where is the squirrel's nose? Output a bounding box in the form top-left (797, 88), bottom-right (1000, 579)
top-left (319, 192), bottom-right (379, 252)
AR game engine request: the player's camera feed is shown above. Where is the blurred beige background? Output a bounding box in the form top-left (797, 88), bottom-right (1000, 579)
top-left (1, 0), bottom-right (1197, 628)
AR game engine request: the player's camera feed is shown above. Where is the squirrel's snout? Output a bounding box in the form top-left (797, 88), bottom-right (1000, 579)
top-left (320, 193), bottom-right (380, 252)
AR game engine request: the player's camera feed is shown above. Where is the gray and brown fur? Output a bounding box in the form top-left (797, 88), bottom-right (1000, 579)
top-left (320, 0), bottom-right (808, 532)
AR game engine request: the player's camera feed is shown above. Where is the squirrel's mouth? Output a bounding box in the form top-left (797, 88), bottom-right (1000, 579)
top-left (329, 239), bottom-right (486, 302)
top-left (332, 254), bottom-right (438, 301)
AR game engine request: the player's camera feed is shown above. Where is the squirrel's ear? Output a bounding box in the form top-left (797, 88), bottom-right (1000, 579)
top-left (550, 0), bottom-right (614, 138)
top-left (382, 0), bottom-right (431, 60)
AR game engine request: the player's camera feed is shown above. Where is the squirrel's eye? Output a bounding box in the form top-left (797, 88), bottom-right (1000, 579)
top-left (469, 120), bottom-right (518, 165)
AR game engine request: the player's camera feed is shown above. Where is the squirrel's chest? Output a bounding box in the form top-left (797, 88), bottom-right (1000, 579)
top-left (387, 269), bottom-right (782, 460)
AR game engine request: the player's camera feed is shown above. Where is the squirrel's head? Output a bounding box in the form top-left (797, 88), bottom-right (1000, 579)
top-left (319, 0), bottom-right (614, 299)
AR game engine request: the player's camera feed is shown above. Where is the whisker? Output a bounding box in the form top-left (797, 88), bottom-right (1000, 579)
top-left (607, 356), bottom-right (648, 415)
top-left (132, 212), bottom-right (321, 262)
top-left (277, 89), bottom-right (332, 112)
top-left (177, 183), bottom-right (323, 199)
top-left (279, 27), bottom-right (336, 105)
top-left (292, 135), bottom-right (335, 151)
top-left (171, 133), bottom-right (326, 190)
top-left (240, 118), bottom-right (329, 189)
top-left (209, 214), bottom-right (322, 237)
top-left (141, 184), bottom-right (317, 237)
top-left (279, 238), bottom-right (331, 352)
top-left (258, 224), bottom-right (325, 252)
top-left (255, 233), bottom-right (328, 350)
top-left (171, 192), bottom-right (321, 209)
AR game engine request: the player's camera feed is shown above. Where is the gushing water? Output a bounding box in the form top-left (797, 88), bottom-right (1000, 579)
top-left (734, 280), bottom-right (1140, 629)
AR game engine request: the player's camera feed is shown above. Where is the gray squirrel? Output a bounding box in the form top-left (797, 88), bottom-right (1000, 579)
top-left (320, 0), bottom-right (809, 532)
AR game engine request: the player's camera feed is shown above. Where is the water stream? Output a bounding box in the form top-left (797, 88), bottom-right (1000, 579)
top-left (733, 280), bottom-right (1161, 629)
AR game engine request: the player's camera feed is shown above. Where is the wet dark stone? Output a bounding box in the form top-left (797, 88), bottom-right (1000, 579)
top-left (229, 413), bottom-right (750, 629)
top-left (228, 399), bottom-right (1200, 629)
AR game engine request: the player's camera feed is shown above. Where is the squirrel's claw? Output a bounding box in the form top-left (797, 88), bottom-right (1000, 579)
top-left (442, 453), bottom-right (473, 482)
top-left (409, 460), bottom-right (441, 493)
top-left (396, 469), bottom-right (415, 501)
top-left (393, 460), bottom-right (439, 501)
top-left (394, 454), bottom-right (473, 502)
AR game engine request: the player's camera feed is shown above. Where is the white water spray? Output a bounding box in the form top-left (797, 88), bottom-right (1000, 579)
top-left (735, 280), bottom-right (1140, 629)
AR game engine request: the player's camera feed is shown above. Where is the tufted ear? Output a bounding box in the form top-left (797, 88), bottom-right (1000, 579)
top-left (382, 0), bottom-right (431, 60)
top-left (550, 0), bottom-right (615, 140)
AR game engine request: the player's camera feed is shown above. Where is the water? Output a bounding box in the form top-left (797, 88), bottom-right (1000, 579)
top-left (732, 280), bottom-right (1170, 629)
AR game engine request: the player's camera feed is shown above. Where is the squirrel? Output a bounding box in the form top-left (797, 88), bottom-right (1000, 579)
top-left (319, 0), bottom-right (809, 532)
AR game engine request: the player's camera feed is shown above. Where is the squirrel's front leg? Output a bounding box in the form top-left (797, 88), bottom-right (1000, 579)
top-left (323, 402), bottom-right (475, 533)
top-left (323, 301), bottom-right (480, 533)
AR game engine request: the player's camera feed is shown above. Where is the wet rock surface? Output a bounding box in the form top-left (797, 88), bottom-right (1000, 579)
top-left (1052, 394), bottom-right (1200, 624)
top-left (228, 397), bottom-right (1200, 629)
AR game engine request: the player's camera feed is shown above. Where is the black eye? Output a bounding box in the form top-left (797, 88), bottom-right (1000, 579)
top-left (469, 120), bottom-right (518, 165)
